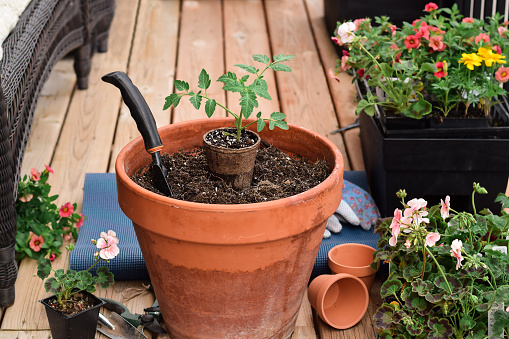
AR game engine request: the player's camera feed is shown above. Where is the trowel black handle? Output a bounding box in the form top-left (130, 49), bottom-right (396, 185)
top-left (102, 71), bottom-right (162, 153)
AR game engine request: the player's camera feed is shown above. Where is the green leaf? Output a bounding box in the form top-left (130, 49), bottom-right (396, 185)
top-left (205, 99), bottom-right (216, 118)
top-left (174, 80), bottom-right (189, 92)
top-left (428, 317), bottom-right (454, 339)
top-left (256, 118), bottom-right (266, 132)
top-left (37, 259), bottom-right (52, 279)
top-left (235, 64), bottom-right (257, 74)
top-left (272, 120), bottom-right (289, 130)
top-left (239, 90), bottom-right (258, 118)
top-left (217, 71), bottom-right (237, 83)
top-left (75, 271), bottom-right (93, 290)
top-left (163, 93), bottom-right (182, 109)
top-left (96, 266), bottom-right (115, 288)
top-left (273, 54), bottom-right (295, 63)
top-left (222, 81), bottom-right (244, 93)
top-left (190, 94), bottom-right (202, 110)
top-left (269, 63), bottom-right (292, 72)
top-left (421, 62), bottom-right (438, 73)
top-left (495, 193), bottom-right (509, 209)
top-left (459, 315), bottom-right (476, 331)
top-left (253, 54), bottom-right (270, 64)
top-left (380, 279), bottom-right (402, 298)
top-left (270, 112), bottom-right (286, 121)
top-left (249, 79), bottom-right (271, 100)
top-left (493, 310), bottom-right (509, 336)
top-left (44, 278), bottom-right (60, 295)
top-left (198, 69), bottom-right (211, 90)
top-left (355, 99), bottom-right (374, 115)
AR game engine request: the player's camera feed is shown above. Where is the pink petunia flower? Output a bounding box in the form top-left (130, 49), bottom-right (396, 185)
top-left (76, 213), bottom-right (85, 228)
top-left (429, 35), bottom-right (446, 52)
top-left (495, 67), bottom-right (509, 83)
top-left (412, 19), bottom-right (427, 27)
top-left (434, 61), bottom-right (448, 78)
top-left (462, 17), bottom-right (474, 23)
top-left (96, 230), bottom-right (120, 260)
top-left (353, 18), bottom-right (369, 31)
top-left (499, 26), bottom-right (507, 37)
top-left (441, 195), bottom-right (450, 218)
top-left (341, 55), bottom-right (351, 71)
top-left (415, 26), bottom-right (430, 40)
top-left (506, 305), bottom-right (509, 312)
top-left (59, 202), bottom-right (74, 218)
top-left (404, 34), bottom-right (421, 50)
top-left (342, 50), bottom-right (350, 57)
top-left (450, 239), bottom-right (464, 270)
top-left (493, 45), bottom-right (502, 54)
top-left (425, 232), bottom-right (441, 247)
top-left (424, 2), bottom-right (438, 11)
top-left (405, 240), bottom-right (411, 248)
top-left (331, 36), bottom-right (342, 46)
top-left (49, 253), bottom-right (56, 262)
top-left (328, 70), bottom-right (340, 83)
top-left (31, 168), bottom-right (40, 182)
top-left (475, 33), bottom-right (490, 44)
top-left (19, 194), bottom-right (33, 202)
top-left (390, 25), bottom-right (397, 36)
top-left (29, 234), bottom-right (44, 252)
top-left (336, 22), bottom-right (356, 44)
top-left (44, 165), bottom-right (54, 174)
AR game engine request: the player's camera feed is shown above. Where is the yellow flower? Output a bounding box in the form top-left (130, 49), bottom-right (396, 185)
top-left (459, 53), bottom-right (483, 70)
top-left (477, 47), bottom-right (506, 66)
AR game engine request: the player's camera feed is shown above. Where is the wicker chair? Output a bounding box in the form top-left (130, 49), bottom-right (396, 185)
top-left (0, 0), bottom-right (115, 307)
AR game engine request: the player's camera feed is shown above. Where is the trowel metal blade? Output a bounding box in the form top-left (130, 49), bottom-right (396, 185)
top-left (153, 164), bottom-right (172, 197)
top-left (97, 311), bottom-right (148, 339)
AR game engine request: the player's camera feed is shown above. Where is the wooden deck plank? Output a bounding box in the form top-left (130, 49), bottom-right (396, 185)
top-left (293, 290), bottom-right (318, 339)
top-left (172, 0), bottom-right (226, 123)
top-left (1, 0), bottom-right (142, 330)
top-left (343, 127), bottom-right (365, 171)
top-left (108, 0), bottom-right (180, 172)
top-left (264, 0), bottom-right (351, 170)
top-left (19, 60), bottom-right (76, 177)
top-left (223, 0), bottom-right (280, 117)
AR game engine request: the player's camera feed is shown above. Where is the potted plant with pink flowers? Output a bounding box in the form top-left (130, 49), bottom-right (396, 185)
top-left (37, 230), bottom-right (119, 339)
top-left (371, 183), bottom-right (509, 338)
top-left (330, 2), bottom-right (509, 217)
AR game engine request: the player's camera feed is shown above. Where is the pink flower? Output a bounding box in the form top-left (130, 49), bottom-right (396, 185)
top-left (62, 226), bottom-right (72, 241)
top-left (390, 25), bottom-right (397, 36)
top-left (405, 240), bottom-right (411, 248)
top-left (341, 55), bottom-right (351, 71)
top-left (404, 34), bottom-right (421, 50)
top-left (331, 36), bottom-right (342, 46)
top-left (407, 198), bottom-right (428, 211)
top-left (357, 69), bottom-right (365, 78)
top-left (499, 26), bottom-right (507, 37)
top-left (390, 208), bottom-right (403, 238)
top-left (450, 239), bottom-right (464, 270)
top-left (429, 35), bottom-right (445, 52)
top-left (389, 235), bottom-right (398, 247)
top-left (19, 194), bottom-right (33, 202)
top-left (429, 26), bottom-right (446, 34)
top-left (424, 2), bottom-right (438, 11)
top-left (336, 22), bottom-right (356, 44)
top-left (493, 45), bottom-right (502, 54)
top-left (31, 168), bottom-right (40, 181)
top-left (425, 232), bottom-right (441, 247)
top-left (415, 26), bottom-right (430, 40)
top-left (434, 61), bottom-right (448, 78)
top-left (29, 234), bottom-right (44, 252)
top-left (76, 214), bottom-right (85, 228)
top-left (342, 50), bottom-right (350, 57)
top-left (441, 195), bottom-right (450, 218)
top-left (462, 17), bottom-right (474, 23)
top-left (495, 67), bottom-right (509, 83)
top-left (96, 230), bottom-right (120, 260)
top-left (353, 18), bottom-right (369, 31)
top-left (44, 165), bottom-right (54, 174)
top-left (328, 70), bottom-right (340, 83)
top-left (59, 202), bottom-right (74, 218)
top-left (506, 305), bottom-right (509, 312)
top-left (475, 33), bottom-right (490, 44)
top-left (412, 19), bottom-right (427, 27)
top-left (49, 253), bottom-right (56, 262)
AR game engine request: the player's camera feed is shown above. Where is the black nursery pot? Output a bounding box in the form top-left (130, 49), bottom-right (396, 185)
top-left (359, 111), bottom-right (509, 217)
top-left (40, 291), bottom-right (105, 339)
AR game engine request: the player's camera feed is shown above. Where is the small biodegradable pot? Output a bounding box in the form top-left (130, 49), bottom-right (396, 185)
top-left (328, 243), bottom-right (377, 292)
top-left (308, 273), bottom-right (369, 329)
top-left (202, 128), bottom-right (261, 190)
top-left (40, 291), bottom-right (105, 339)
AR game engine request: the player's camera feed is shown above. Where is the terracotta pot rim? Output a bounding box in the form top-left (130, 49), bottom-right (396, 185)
top-left (328, 243), bottom-right (377, 274)
top-left (116, 117), bottom-right (343, 212)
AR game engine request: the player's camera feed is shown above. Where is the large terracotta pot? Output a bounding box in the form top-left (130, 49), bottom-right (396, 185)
top-left (115, 117), bottom-right (344, 339)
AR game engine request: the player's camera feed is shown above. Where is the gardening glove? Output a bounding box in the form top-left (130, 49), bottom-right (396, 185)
top-left (323, 180), bottom-right (380, 239)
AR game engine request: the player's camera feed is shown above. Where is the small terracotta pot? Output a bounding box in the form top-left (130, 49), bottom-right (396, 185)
top-left (308, 274), bottom-right (369, 329)
top-left (328, 243), bottom-right (377, 292)
top-left (202, 128), bottom-right (261, 190)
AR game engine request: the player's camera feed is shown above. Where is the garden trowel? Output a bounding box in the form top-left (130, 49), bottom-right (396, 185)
top-left (101, 71), bottom-right (172, 197)
top-left (98, 311), bottom-right (148, 339)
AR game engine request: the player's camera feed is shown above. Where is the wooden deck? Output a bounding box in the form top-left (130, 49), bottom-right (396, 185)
top-left (0, 0), bottom-right (383, 337)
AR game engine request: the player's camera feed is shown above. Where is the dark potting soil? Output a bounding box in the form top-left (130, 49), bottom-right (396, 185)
top-left (204, 128), bottom-right (257, 148)
top-left (131, 144), bottom-right (329, 204)
top-left (45, 292), bottom-right (96, 316)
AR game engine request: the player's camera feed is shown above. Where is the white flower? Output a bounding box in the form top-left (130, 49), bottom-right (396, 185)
top-left (336, 22), bottom-right (356, 44)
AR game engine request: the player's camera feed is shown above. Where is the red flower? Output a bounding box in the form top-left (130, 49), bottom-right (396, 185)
top-left (76, 213), bottom-right (85, 228)
top-left (434, 61), bottom-right (448, 78)
top-left (493, 45), bottom-right (502, 54)
top-left (31, 168), bottom-right (40, 182)
top-left (404, 34), bottom-right (421, 50)
top-left (415, 26), bottom-right (430, 40)
top-left (342, 50), bottom-right (350, 57)
top-left (424, 2), bottom-right (438, 11)
top-left (475, 33), bottom-right (490, 44)
top-left (331, 36), bottom-right (341, 46)
top-left (44, 165), bottom-right (54, 174)
top-left (357, 69), bottom-right (369, 79)
top-left (495, 67), bottom-right (509, 83)
top-left (29, 234), bottom-right (44, 252)
top-left (462, 17), bottom-right (474, 23)
top-left (59, 202), bottom-right (74, 218)
top-left (429, 35), bottom-right (446, 52)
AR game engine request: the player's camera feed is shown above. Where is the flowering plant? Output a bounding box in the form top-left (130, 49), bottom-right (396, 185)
top-left (37, 230), bottom-right (119, 311)
top-left (372, 184), bottom-right (509, 338)
top-left (15, 166), bottom-right (86, 261)
top-left (332, 3), bottom-right (509, 119)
